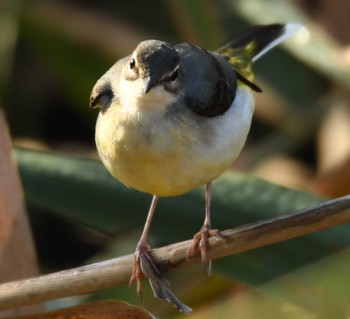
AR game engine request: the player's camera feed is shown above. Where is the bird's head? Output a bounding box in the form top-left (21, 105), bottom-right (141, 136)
top-left (90, 40), bottom-right (182, 112)
top-left (128, 40), bottom-right (181, 94)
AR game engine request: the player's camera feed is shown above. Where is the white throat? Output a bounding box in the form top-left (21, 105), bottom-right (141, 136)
top-left (119, 78), bottom-right (176, 113)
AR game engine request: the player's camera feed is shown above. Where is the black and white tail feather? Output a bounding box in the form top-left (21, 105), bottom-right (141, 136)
top-left (217, 23), bottom-right (302, 85)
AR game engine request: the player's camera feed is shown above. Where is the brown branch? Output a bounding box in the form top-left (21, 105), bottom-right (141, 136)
top-left (0, 195), bottom-right (349, 311)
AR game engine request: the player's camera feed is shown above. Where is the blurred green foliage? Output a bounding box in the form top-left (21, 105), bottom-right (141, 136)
top-left (2, 0), bottom-right (350, 317)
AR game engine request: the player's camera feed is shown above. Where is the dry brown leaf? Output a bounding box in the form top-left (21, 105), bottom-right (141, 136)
top-left (312, 155), bottom-right (350, 197)
top-left (317, 102), bottom-right (350, 174)
top-left (252, 155), bottom-right (313, 190)
top-left (1, 300), bottom-right (155, 319)
top-left (0, 111), bottom-right (42, 316)
top-left (0, 113), bottom-right (18, 261)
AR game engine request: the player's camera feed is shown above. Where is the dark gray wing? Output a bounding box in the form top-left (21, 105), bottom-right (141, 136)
top-left (175, 43), bottom-right (236, 118)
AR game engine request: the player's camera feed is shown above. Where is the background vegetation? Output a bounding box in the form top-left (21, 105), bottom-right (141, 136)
top-left (1, 0), bottom-right (350, 317)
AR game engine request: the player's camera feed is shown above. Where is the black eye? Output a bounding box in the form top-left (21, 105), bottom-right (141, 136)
top-left (130, 58), bottom-right (135, 69)
top-left (170, 69), bottom-right (178, 82)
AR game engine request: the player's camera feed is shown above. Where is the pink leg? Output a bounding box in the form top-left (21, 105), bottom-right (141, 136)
top-left (187, 183), bottom-right (221, 275)
top-left (130, 195), bottom-right (159, 299)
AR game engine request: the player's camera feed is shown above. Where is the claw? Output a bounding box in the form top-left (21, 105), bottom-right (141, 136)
top-left (129, 245), bottom-right (149, 302)
top-left (187, 226), bottom-right (222, 275)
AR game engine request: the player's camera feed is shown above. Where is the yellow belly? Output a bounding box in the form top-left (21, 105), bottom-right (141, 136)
top-left (105, 147), bottom-right (228, 196)
top-left (96, 114), bottom-right (229, 196)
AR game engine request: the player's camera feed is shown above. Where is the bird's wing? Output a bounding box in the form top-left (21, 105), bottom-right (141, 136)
top-left (176, 43), bottom-right (236, 118)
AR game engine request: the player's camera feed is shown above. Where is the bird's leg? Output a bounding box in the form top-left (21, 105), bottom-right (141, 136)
top-left (130, 194), bottom-right (159, 300)
top-left (187, 182), bottom-right (222, 275)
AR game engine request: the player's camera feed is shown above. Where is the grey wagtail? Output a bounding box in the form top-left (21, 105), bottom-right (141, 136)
top-left (90, 23), bottom-right (302, 296)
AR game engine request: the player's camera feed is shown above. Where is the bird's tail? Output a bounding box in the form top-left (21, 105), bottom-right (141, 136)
top-left (217, 23), bottom-right (302, 81)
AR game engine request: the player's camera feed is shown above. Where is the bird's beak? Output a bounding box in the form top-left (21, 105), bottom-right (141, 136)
top-left (144, 76), bottom-right (158, 94)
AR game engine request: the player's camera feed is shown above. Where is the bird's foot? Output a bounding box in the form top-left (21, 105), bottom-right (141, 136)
top-left (187, 224), bottom-right (223, 275)
top-left (129, 241), bottom-right (159, 302)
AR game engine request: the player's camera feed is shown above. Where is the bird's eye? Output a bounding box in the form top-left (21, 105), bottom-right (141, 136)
top-left (129, 58), bottom-right (135, 69)
top-left (170, 69), bottom-right (178, 82)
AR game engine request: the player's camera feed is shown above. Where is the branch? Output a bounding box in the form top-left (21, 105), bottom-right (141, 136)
top-left (0, 195), bottom-right (350, 311)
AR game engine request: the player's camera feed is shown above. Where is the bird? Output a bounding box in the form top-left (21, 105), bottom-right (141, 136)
top-left (90, 23), bottom-right (302, 297)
